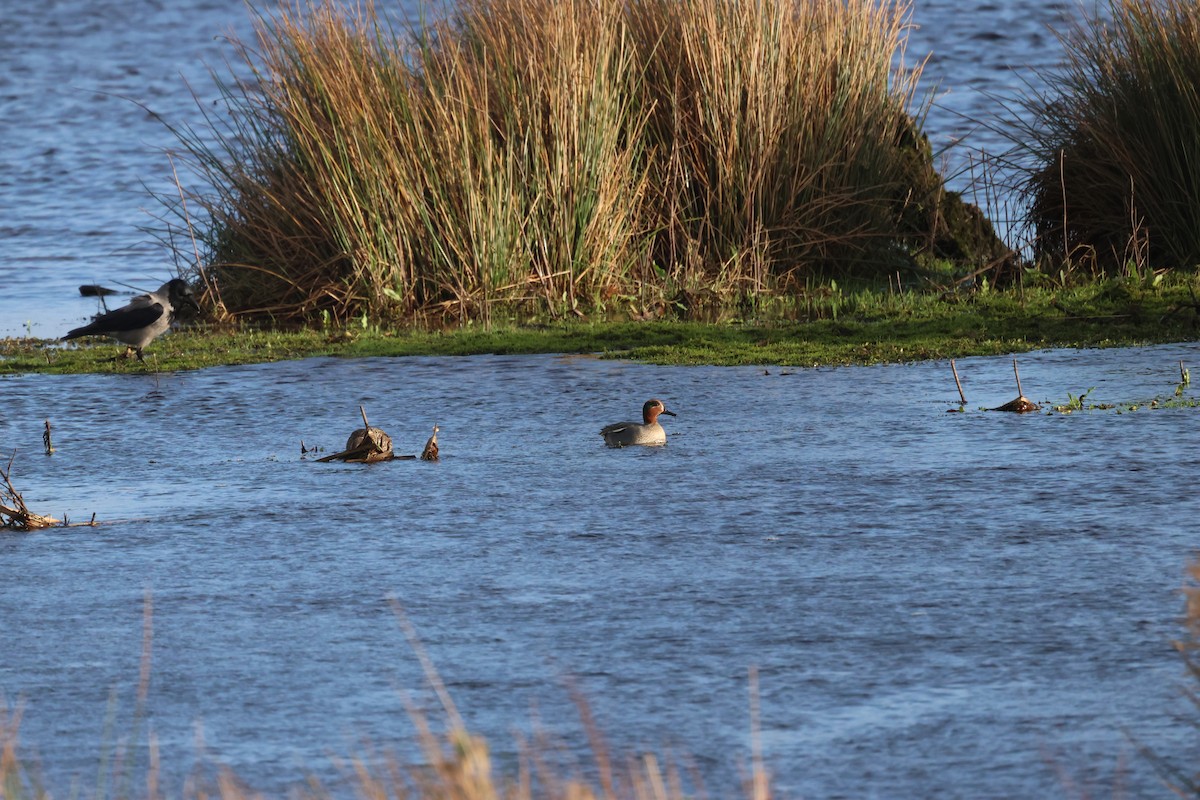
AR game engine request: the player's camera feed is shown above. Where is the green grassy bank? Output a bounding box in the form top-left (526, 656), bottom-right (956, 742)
top-left (4, 279), bottom-right (1197, 375)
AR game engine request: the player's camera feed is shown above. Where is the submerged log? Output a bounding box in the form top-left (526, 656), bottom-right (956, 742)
top-left (336, 426), bottom-right (394, 462)
top-left (312, 406), bottom-right (444, 463)
top-left (991, 359), bottom-right (1040, 412)
top-left (991, 396), bottom-right (1041, 413)
top-left (316, 406), bottom-right (395, 463)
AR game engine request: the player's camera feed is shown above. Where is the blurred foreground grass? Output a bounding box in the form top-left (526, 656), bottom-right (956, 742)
top-left (0, 602), bottom-right (773, 800)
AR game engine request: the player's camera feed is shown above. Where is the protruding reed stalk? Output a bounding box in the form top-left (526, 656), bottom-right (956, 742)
top-left (950, 359), bottom-right (967, 405)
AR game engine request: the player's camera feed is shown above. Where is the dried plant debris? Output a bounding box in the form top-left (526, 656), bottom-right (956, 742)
top-left (420, 424), bottom-right (440, 462)
top-left (954, 360), bottom-right (1196, 414)
top-left (1, 454), bottom-right (60, 530)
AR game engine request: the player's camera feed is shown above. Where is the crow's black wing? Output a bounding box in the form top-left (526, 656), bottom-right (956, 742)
top-left (64, 301), bottom-right (165, 339)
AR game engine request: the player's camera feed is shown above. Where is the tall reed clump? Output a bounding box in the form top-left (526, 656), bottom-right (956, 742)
top-left (1013, 0), bottom-right (1200, 277)
top-left (626, 0), bottom-right (928, 300)
top-left (165, 0), bottom-right (940, 325)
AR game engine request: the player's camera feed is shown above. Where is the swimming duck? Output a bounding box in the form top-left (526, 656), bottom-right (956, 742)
top-left (600, 399), bottom-right (676, 447)
top-left (62, 278), bottom-right (198, 362)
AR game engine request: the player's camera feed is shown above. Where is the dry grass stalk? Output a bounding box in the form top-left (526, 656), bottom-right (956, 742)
top-left (950, 359), bottom-right (966, 405)
top-left (0, 686), bottom-right (772, 800)
top-left (1139, 558), bottom-right (1200, 795)
top-left (1179, 560), bottom-right (1200, 660)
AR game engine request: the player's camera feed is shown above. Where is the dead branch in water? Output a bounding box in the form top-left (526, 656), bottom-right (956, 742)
top-left (1, 452), bottom-right (60, 530)
top-left (950, 359), bottom-right (966, 405)
top-left (0, 452), bottom-right (111, 530)
top-left (43, 420), bottom-right (54, 455)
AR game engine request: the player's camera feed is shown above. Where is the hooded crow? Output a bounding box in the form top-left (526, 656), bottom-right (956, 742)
top-left (63, 278), bottom-right (199, 361)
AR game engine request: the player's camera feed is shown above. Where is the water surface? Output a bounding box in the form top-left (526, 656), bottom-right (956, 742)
top-left (3, 344), bottom-right (1199, 797)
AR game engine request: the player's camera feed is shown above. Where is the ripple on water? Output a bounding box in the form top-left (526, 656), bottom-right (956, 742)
top-left (2, 345), bottom-right (1199, 796)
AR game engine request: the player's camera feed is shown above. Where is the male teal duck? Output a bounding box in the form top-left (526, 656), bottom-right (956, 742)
top-left (600, 399), bottom-right (676, 447)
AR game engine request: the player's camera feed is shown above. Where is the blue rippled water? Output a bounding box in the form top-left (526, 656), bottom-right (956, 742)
top-left (3, 344), bottom-right (1200, 797)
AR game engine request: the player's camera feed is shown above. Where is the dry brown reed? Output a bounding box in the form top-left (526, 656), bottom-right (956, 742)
top-left (627, 0), bottom-right (925, 294)
top-left (164, 0), bottom-right (934, 325)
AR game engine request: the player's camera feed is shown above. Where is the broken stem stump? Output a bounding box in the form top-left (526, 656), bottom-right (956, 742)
top-left (950, 359), bottom-right (966, 405)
